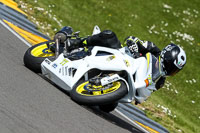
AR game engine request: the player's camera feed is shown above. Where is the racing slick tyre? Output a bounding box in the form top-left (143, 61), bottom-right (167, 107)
top-left (23, 41), bottom-right (55, 73)
top-left (70, 80), bottom-right (127, 106)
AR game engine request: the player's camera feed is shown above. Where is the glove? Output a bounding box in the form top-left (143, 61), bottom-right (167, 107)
top-left (126, 40), bottom-right (138, 53)
top-left (126, 40), bottom-right (141, 58)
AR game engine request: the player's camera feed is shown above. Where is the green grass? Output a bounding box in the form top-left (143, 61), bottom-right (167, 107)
top-left (15, 0), bottom-right (200, 132)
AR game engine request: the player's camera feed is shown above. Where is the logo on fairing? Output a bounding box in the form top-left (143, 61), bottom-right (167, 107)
top-left (124, 60), bottom-right (130, 67)
top-left (106, 56), bottom-right (115, 61)
top-left (60, 59), bottom-right (69, 66)
top-left (52, 63), bottom-right (58, 68)
top-left (107, 77), bottom-right (119, 82)
top-left (44, 59), bottom-right (51, 65)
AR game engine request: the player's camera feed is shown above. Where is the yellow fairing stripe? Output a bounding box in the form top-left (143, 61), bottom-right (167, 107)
top-left (135, 121), bottom-right (159, 133)
top-left (3, 20), bottom-right (48, 45)
top-left (146, 53), bottom-right (150, 69)
top-left (0, 0), bottom-right (27, 16)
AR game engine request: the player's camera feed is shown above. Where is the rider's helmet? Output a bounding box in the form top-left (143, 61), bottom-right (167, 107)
top-left (160, 43), bottom-right (186, 76)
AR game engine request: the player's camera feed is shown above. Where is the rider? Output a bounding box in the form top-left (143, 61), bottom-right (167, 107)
top-left (53, 26), bottom-right (187, 101)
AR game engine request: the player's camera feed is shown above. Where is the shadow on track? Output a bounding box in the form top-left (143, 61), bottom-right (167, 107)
top-left (84, 106), bottom-right (142, 133)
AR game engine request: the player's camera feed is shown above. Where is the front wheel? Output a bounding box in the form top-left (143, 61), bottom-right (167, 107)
top-left (23, 41), bottom-right (55, 73)
top-left (70, 80), bottom-right (128, 106)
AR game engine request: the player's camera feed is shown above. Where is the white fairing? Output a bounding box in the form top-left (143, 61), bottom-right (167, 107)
top-left (41, 46), bottom-right (157, 104)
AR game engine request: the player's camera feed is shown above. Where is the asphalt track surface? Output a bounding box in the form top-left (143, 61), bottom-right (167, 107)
top-left (0, 24), bottom-right (142, 133)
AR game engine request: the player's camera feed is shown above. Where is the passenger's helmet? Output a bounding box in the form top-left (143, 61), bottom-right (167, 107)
top-left (160, 43), bottom-right (186, 76)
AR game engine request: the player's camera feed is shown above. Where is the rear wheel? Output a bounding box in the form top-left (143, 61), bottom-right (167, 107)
top-left (23, 41), bottom-right (55, 73)
top-left (70, 80), bottom-right (127, 106)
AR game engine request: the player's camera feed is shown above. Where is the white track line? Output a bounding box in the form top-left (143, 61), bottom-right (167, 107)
top-left (115, 108), bottom-right (150, 133)
top-left (0, 19), bottom-right (32, 47)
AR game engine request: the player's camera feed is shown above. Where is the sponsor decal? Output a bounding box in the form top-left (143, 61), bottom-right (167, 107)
top-left (107, 76), bottom-right (119, 82)
top-left (44, 59), bottom-right (51, 65)
top-left (106, 55), bottom-right (115, 61)
top-left (124, 60), bottom-right (130, 67)
top-left (101, 74), bottom-right (120, 86)
top-left (60, 59), bottom-right (69, 66)
top-left (59, 68), bottom-right (61, 73)
top-left (52, 63), bottom-right (58, 68)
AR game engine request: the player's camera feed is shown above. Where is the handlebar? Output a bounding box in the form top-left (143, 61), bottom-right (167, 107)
top-left (66, 31), bottom-right (80, 38)
top-left (54, 31), bottom-right (81, 58)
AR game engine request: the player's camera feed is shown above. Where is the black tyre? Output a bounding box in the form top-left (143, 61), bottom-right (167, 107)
top-left (70, 80), bottom-right (127, 106)
top-left (99, 102), bottom-right (118, 113)
top-left (23, 42), bottom-right (55, 73)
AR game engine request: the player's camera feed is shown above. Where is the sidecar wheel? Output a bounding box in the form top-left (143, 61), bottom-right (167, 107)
top-left (24, 42), bottom-right (55, 73)
top-left (70, 80), bottom-right (127, 106)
